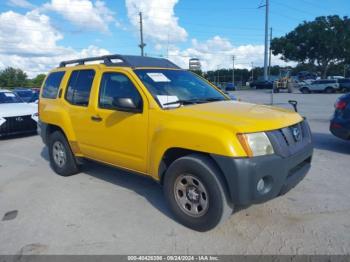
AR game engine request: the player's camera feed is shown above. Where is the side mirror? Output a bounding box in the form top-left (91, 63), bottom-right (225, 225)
top-left (288, 100), bottom-right (298, 112)
top-left (112, 97), bottom-right (142, 113)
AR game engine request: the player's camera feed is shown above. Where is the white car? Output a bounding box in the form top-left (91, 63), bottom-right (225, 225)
top-left (299, 79), bottom-right (340, 94)
top-left (0, 89), bottom-right (38, 137)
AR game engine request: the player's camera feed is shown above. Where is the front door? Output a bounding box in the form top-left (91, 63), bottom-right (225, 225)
top-left (80, 70), bottom-right (149, 174)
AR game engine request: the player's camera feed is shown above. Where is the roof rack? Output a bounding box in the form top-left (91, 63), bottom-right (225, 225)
top-left (58, 54), bottom-right (181, 69)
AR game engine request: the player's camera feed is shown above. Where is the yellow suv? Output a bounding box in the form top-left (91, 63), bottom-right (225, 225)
top-left (38, 55), bottom-right (313, 231)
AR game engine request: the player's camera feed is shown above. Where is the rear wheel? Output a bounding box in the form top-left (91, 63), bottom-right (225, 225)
top-left (325, 87), bottom-right (334, 93)
top-left (49, 131), bottom-right (80, 176)
top-left (300, 87), bottom-right (310, 94)
top-left (163, 154), bottom-right (233, 231)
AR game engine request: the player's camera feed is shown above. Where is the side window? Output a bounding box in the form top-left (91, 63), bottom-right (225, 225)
top-left (66, 70), bottom-right (95, 106)
top-left (99, 72), bottom-right (142, 110)
top-left (42, 71), bottom-right (65, 99)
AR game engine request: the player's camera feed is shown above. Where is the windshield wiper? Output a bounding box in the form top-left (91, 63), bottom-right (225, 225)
top-left (163, 97), bottom-right (225, 107)
top-left (201, 97), bottom-right (225, 102)
top-left (163, 99), bottom-right (201, 106)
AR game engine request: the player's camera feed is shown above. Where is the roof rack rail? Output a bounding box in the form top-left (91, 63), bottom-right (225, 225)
top-left (59, 54), bottom-right (128, 68)
top-left (58, 54), bottom-right (181, 69)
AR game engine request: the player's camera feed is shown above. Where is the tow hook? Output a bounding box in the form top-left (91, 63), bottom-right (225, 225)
top-left (288, 100), bottom-right (298, 112)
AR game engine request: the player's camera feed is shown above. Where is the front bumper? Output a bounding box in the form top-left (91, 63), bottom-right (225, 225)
top-left (212, 144), bottom-right (313, 205)
top-left (211, 120), bottom-right (313, 206)
top-left (0, 115), bottom-right (37, 137)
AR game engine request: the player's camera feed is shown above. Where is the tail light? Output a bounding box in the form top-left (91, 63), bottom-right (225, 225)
top-left (335, 100), bottom-right (347, 110)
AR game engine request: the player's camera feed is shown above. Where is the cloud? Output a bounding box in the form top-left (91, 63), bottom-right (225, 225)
top-left (0, 10), bottom-right (109, 77)
top-left (125, 0), bottom-right (187, 43)
top-left (7, 0), bottom-right (35, 9)
top-left (166, 36), bottom-right (294, 71)
top-left (42, 0), bottom-right (115, 32)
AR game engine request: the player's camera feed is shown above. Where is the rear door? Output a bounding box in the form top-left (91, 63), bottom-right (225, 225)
top-left (310, 80), bottom-right (321, 91)
top-left (63, 68), bottom-right (97, 149)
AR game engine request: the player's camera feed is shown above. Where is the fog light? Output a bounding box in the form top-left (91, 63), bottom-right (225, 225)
top-left (257, 178), bottom-right (265, 192)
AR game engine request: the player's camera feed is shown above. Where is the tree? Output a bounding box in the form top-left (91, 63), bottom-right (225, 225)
top-left (29, 74), bottom-right (46, 87)
top-left (0, 67), bottom-right (28, 88)
top-left (271, 15), bottom-right (350, 78)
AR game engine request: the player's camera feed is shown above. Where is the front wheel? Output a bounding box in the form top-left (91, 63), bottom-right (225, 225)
top-left (325, 87), bottom-right (335, 94)
top-left (163, 154), bottom-right (233, 231)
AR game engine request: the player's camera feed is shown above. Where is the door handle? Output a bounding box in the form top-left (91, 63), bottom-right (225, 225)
top-left (91, 115), bottom-right (103, 122)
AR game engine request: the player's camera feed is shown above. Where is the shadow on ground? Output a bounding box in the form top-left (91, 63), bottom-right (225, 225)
top-left (312, 132), bottom-right (350, 154)
top-left (40, 147), bottom-right (175, 221)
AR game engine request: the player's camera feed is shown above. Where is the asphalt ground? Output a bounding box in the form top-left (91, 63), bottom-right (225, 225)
top-left (0, 90), bottom-right (349, 255)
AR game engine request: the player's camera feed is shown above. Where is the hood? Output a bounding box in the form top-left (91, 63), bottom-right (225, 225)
top-left (0, 103), bottom-right (37, 118)
top-left (166, 100), bottom-right (303, 133)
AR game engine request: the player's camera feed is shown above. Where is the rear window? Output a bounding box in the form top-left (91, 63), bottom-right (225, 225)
top-left (42, 71), bottom-right (65, 99)
top-left (65, 70), bottom-right (95, 106)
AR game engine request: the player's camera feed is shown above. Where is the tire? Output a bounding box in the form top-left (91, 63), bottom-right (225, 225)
top-left (325, 87), bottom-right (334, 94)
top-left (48, 131), bottom-right (80, 176)
top-left (300, 87), bottom-right (310, 94)
top-left (163, 154), bottom-right (233, 231)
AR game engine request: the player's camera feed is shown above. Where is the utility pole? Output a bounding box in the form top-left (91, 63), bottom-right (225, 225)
top-left (232, 55), bottom-right (235, 86)
top-left (268, 27), bottom-right (272, 80)
top-left (251, 62), bottom-right (254, 80)
top-left (139, 12), bottom-right (146, 56)
top-left (263, 0), bottom-right (269, 80)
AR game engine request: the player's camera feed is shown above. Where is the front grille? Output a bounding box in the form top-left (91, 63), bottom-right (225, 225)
top-left (0, 115), bottom-right (37, 136)
top-left (267, 120), bottom-right (312, 158)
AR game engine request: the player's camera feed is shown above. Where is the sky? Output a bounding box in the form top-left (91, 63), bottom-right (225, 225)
top-left (0, 0), bottom-right (349, 77)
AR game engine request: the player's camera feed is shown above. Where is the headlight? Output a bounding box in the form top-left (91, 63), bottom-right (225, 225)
top-left (31, 113), bottom-right (39, 122)
top-left (0, 117), bottom-right (6, 126)
top-left (237, 132), bottom-right (274, 157)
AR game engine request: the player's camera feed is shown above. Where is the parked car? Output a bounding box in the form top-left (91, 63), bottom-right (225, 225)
top-left (327, 76), bottom-right (344, 80)
top-left (13, 88), bottom-right (36, 103)
top-left (38, 54), bottom-right (313, 231)
top-left (330, 94), bottom-right (350, 140)
top-left (0, 89), bottom-right (38, 137)
top-left (337, 78), bottom-right (350, 92)
top-left (297, 71), bottom-right (317, 81)
top-left (299, 79), bottom-right (340, 94)
top-left (250, 80), bottom-right (273, 89)
top-left (225, 82), bottom-right (236, 91)
top-left (28, 89), bottom-right (40, 103)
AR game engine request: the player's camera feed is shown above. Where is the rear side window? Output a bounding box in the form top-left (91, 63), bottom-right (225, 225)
top-left (66, 70), bottom-right (95, 106)
top-left (42, 71), bottom-right (65, 99)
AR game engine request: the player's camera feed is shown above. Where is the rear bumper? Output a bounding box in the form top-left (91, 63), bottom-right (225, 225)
top-left (37, 121), bottom-right (48, 144)
top-left (330, 121), bottom-right (350, 140)
top-left (211, 143), bottom-right (313, 205)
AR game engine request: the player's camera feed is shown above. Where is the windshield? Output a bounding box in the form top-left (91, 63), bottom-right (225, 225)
top-left (0, 92), bottom-right (24, 104)
top-left (15, 90), bottom-right (34, 102)
top-left (134, 69), bottom-right (227, 108)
